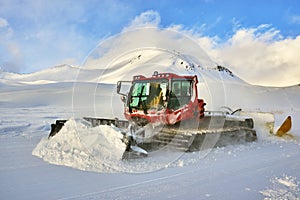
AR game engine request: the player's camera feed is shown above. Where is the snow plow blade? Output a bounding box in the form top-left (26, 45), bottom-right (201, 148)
top-left (276, 116), bottom-right (292, 137)
top-left (48, 120), bottom-right (67, 139)
top-left (83, 117), bottom-right (129, 129)
top-left (48, 118), bottom-right (147, 159)
top-left (48, 118), bottom-right (129, 139)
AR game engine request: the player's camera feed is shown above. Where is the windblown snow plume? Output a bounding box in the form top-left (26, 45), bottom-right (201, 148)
top-left (32, 119), bottom-right (126, 172)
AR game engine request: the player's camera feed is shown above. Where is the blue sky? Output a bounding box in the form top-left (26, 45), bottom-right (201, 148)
top-left (0, 0), bottom-right (299, 85)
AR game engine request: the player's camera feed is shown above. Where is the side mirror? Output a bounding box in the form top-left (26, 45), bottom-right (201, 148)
top-left (116, 81), bottom-right (131, 96)
top-left (117, 81), bottom-right (122, 94)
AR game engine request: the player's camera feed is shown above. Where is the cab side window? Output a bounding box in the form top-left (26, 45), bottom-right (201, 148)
top-left (168, 80), bottom-right (192, 110)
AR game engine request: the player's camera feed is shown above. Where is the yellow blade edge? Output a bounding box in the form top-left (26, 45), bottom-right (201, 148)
top-left (276, 116), bottom-right (292, 137)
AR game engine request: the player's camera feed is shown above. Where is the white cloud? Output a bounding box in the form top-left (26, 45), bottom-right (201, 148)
top-left (0, 0), bottom-right (136, 73)
top-left (291, 15), bottom-right (300, 24)
top-left (1, 42), bottom-right (24, 73)
top-left (209, 25), bottom-right (300, 86)
top-left (124, 10), bottom-right (161, 31)
top-left (0, 16), bottom-right (22, 72)
top-left (0, 17), bottom-right (13, 39)
top-left (105, 11), bottom-right (300, 87)
top-left (0, 17), bottom-right (8, 28)
top-left (123, 14), bottom-right (300, 87)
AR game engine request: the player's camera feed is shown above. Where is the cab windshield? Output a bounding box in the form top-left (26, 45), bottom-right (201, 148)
top-left (129, 78), bottom-right (193, 112)
top-left (129, 80), bottom-right (167, 111)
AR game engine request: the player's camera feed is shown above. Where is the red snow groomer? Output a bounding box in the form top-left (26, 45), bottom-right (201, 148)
top-left (49, 71), bottom-right (257, 158)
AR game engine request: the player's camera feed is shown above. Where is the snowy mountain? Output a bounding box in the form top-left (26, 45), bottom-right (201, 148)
top-left (0, 64), bottom-right (108, 86)
top-left (0, 65), bottom-right (78, 85)
top-left (2, 49), bottom-right (298, 120)
top-left (1, 29), bottom-right (300, 200)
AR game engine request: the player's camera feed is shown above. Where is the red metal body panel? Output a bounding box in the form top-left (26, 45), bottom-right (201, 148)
top-left (123, 72), bottom-right (205, 125)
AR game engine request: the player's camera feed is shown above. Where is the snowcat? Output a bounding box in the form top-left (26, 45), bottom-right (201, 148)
top-left (49, 71), bottom-right (257, 159)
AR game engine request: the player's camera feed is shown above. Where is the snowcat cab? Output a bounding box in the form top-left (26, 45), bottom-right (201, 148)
top-left (117, 71), bottom-right (205, 127)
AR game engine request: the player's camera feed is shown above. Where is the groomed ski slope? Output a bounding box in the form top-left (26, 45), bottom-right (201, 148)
top-left (0, 106), bottom-right (299, 199)
top-left (0, 74), bottom-right (299, 199)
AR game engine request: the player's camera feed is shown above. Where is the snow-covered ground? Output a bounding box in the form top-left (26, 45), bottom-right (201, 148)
top-left (0, 104), bottom-right (299, 199)
top-left (1, 29), bottom-right (300, 199)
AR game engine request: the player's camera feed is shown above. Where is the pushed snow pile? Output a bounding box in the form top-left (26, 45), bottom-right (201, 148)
top-left (32, 119), bottom-right (126, 172)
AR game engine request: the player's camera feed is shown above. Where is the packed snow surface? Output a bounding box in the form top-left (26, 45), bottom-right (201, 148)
top-left (1, 104), bottom-right (300, 199)
top-left (1, 30), bottom-right (300, 199)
